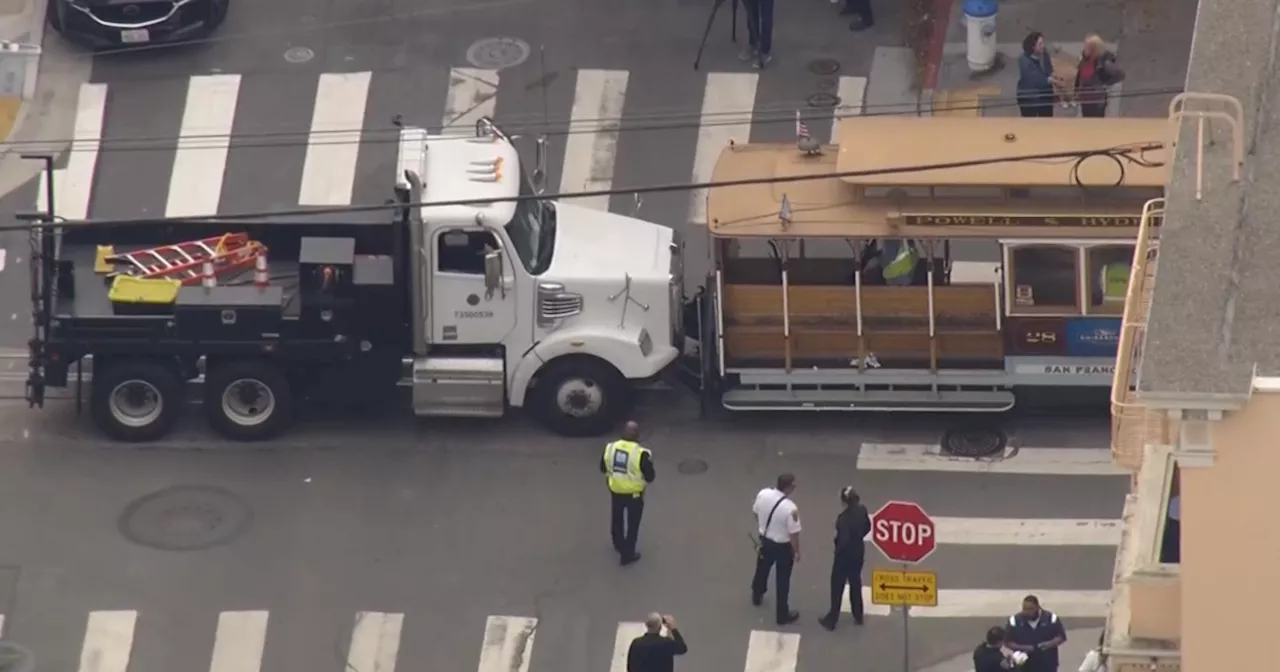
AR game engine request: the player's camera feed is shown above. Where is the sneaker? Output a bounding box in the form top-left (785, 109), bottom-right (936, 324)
top-left (753, 54), bottom-right (773, 69)
top-left (739, 47), bottom-right (758, 62)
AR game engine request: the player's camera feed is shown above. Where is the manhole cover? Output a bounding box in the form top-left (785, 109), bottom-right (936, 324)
top-left (941, 428), bottom-right (1007, 457)
top-left (466, 38), bottom-right (531, 70)
top-left (815, 76), bottom-right (838, 91)
top-left (677, 458), bottom-right (708, 475)
top-left (283, 46), bottom-right (314, 64)
top-left (807, 92), bottom-right (840, 109)
top-left (808, 58), bottom-right (841, 75)
top-left (0, 641), bottom-right (35, 672)
top-left (119, 486), bottom-right (253, 551)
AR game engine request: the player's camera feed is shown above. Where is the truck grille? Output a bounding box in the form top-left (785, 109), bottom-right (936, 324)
top-left (537, 282), bottom-right (583, 327)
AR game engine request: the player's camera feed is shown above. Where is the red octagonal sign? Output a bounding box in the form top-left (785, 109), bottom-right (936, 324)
top-left (871, 500), bottom-right (937, 564)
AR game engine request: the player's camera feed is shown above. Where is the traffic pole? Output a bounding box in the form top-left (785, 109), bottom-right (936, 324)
top-left (901, 562), bottom-right (910, 672)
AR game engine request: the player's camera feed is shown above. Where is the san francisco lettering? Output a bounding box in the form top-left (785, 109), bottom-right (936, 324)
top-left (1043, 365), bottom-right (1115, 375)
top-left (904, 215), bottom-right (1143, 227)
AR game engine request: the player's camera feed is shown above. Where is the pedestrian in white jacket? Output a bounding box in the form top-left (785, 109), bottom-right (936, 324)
top-left (1078, 633), bottom-right (1108, 672)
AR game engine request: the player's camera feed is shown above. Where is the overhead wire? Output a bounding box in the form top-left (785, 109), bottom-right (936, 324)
top-left (3, 84), bottom-right (1184, 155)
top-left (3, 142), bottom-right (1165, 232)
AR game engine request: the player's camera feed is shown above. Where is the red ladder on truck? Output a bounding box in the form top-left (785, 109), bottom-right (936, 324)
top-left (106, 233), bottom-right (267, 285)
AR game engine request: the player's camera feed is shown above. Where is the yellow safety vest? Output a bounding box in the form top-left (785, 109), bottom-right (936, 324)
top-left (883, 241), bottom-right (917, 285)
top-left (1101, 263), bottom-right (1130, 302)
top-left (603, 440), bottom-right (649, 495)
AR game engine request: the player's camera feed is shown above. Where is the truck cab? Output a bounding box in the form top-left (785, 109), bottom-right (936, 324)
top-left (397, 118), bottom-right (682, 435)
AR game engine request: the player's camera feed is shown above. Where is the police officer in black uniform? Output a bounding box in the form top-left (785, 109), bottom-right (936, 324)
top-left (1004, 595), bottom-right (1067, 672)
top-left (819, 486), bottom-right (871, 630)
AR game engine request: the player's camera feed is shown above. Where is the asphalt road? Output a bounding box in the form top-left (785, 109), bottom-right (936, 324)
top-left (0, 395), bottom-right (1122, 672)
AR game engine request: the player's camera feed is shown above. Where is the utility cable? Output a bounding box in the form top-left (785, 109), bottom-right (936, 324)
top-left (3, 85), bottom-right (1183, 155)
top-left (4, 142), bottom-right (1164, 231)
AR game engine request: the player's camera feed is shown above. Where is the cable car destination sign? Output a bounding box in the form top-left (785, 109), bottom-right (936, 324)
top-left (902, 213), bottom-right (1152, 227)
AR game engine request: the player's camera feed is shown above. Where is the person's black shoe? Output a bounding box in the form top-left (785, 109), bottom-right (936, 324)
top-left (853, 615), bottom-right (865, 626)
top-left (818, 614), bottom-right (838, 631)
top-left (751, 593), bottom-right (764, 606)
top-left (838, 6), bottom-right (855, 14)
top-left (776, 611), bottom-right (800, 625)
top-left (621, 553), bottom-right (642, 566)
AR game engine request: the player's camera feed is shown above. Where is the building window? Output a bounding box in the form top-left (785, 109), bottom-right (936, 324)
top-left (1160, 465), bottom-right (1180, 564)
top-left (1085, 245), bottom-right (1135, 315)
top-left (1007, 244), bottom-right (1080, 315)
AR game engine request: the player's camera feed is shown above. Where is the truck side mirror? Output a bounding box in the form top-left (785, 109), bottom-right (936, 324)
top-left (483, 250), bottom-right (504, 299)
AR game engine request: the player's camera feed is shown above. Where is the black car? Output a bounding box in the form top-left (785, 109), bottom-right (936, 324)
top-left (47, 0), bottom-right (230, 49)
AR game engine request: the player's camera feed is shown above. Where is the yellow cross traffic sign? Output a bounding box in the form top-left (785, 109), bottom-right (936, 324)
top-left (870, 568), bottom-right (938, 607)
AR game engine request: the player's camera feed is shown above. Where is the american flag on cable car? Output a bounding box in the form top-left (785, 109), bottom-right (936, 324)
top-left (795, 110), bottom-right (809, 140)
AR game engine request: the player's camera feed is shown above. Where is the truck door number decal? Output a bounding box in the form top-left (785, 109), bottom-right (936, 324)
top-left (454, 310), bottom-right (494, 319)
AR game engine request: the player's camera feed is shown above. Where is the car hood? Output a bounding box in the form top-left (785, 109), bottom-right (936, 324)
top-left (543, 202), bottom-right (673, 280)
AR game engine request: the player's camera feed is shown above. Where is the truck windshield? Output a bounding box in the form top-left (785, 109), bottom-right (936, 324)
top-left (505, 174), bottom-right (556, 275)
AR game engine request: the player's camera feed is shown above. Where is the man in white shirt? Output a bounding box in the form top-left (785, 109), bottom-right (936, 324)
top-left (751, 473), bottom-right (802, 625)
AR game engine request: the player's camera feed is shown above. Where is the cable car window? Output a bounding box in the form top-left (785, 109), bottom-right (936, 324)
top-left (1007, 245), bottom-right (1080, 315)
top-left (1085, 244), bottom-right (1135, 315)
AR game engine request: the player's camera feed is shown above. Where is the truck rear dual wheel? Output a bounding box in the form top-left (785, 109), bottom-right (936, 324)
top-left (203, 360), bottom-right (294, 441)
top-left (91, 359), bottom-right (183, 442)
top-left (532, 357), bottom-right (629, 437)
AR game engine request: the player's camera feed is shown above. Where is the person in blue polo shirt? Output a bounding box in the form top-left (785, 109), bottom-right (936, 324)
top-left (1004, 595), bottom-right (1067, 672)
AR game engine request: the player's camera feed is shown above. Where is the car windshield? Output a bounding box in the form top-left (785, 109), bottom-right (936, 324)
top-left (504, 174), bottom-right (556, 275)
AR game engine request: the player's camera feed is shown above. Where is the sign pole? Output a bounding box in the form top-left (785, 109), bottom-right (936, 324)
top-left (901, 562), bottom-right (910, 672)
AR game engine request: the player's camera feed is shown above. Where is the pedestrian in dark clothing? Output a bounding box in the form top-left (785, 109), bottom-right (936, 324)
top-left (974, 626), bottom-right (1014, 672)
top-left (1005, 595), bottom-right (1067, 672)
top-left (841, 0), bottom-right (873, 31)
top-left (627, 613), bottom-right (688, 672)
top-left (738, 0), bottom-right (775, 69)
top-left (1075, 34), bottom-right (1124, 118)
top-left (1017, 32), bottom-right (1056, 117)
top-left (819, 486), bottom-right (871, 630)
top-left (600, 421), bottom-right (656, 566)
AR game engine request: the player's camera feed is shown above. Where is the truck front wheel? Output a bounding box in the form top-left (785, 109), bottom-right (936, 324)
top-left (531, 356), bottom-right (630, 437)
top-left (90, 359), bottom-right (182, 442)
top-left (203, 360), bottom-right (294, 441)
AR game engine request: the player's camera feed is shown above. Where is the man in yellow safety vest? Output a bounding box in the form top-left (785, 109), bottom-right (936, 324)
top-left (882, 240), bottom-right (918, 286)
top-left (600, 421), bottom-right (656, 565)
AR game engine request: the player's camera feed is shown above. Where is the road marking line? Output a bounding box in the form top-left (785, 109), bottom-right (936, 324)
top-left (689, 72), bottom-right (757, 227)
top-left (560, 69), bottom-right (629, 211)
top-left (861, 517), bottom-right (1122, 546)
top-left (37, 82), bottom-right (108, 220)
top-left (831, 76), bottom-right (867, 141)
top-left (0, 614), bottom-right (4, 635)
top-left (477, 615), bottom-right (537, 672)
top-left (347, 611), bottom-right (403, 672)
top-left (744, 629), bottom-right (800, 672)
top-left (857, 443), bottom-right (1127, 476)
top-left (443, 68), bottom-right (500, 133)
top-left (77, 610), bottom-right (136, 672)
top-left (610, 621), bottom-right (646, 672)
top-left (209, 610), bottom-right (269, 672)
top-left (0, 248), bottom-right (5, 272)
top-left (299, 71), bottom-right (372, 206)
top-left (167, 74), bottom-right (241, 217)
top-left (845, 588), bottom-right (1112, 617)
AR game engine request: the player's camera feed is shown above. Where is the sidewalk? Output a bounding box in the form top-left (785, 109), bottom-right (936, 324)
top-left (916, 626), bottom-right (1102, 672)
top-left (0, 0), bottom-right (92, 197)
top-left (869, 0), bottom-right (1197, 118)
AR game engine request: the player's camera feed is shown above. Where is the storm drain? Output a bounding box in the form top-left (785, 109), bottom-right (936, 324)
top-left (677, 458), bottom-right (709, 475)
top-left (466, 38), bottom-right (531, 70)
top-left (807, 58), bottom-right (841, 76)
top-left (941, 428), bottom-right (1007, 457)
top-left (807, 92), bottom-right (840, 109)
top-left (118, 485), bottom-right (254, 551)
top-left (0, 641), bottom-right (35, 672)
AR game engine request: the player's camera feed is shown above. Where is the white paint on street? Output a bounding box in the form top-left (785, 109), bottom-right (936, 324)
top-left (845, 589), bottom-right (1112, 618)
top-left (560, 69), bottom-right (629, 211)
top-left (743, 629), bottom-right (800, 672)
top-left (346, 611), bottom-right (403, 672)
top-left (37, 82), bottom-right (108, 220)
top-left (442, 68), bottom-right (500, 133)
top-left (167, 74), bottom-right (241, 217)
top-left (209, 611), bottom-right (269, 672)
top-left (689, 72), bottom-right (757, 226)
top-left (857, 443), bottom-right (1127, 476)
top-left (77, 610), bottom-right (136, 672)
top-left (831, 76), bottom-right (867, 141)
top-left (610, 621), bottom-right (646, 672)
top-left (0, 248), bottom-right (5, 272)
top-left (299, 71), bottom-right (372, 206)
top-left (476, 615), bottom-right (537, 672)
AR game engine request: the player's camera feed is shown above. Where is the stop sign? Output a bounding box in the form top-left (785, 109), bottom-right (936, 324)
top-left (871, 500), bottom-right (937, 564)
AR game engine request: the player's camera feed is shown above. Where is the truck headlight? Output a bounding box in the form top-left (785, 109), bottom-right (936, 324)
top-left (638, 328), bottom-right (653, 357)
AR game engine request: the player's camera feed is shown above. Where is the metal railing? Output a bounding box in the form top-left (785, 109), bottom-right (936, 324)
top-left (1110, 198), bottom-right (1164, 475)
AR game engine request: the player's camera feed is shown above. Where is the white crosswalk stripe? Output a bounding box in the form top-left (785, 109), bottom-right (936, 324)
top-left (167, 74), bottom-right (240, 218)
top-left (35, 81), bottom-right (106, 219)
top-left (560, 68), bottom-right (629, 210)
top-left (298, 71), bottom-right (372, 207)
top-left (77, 610), bottom-right (136, 672)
